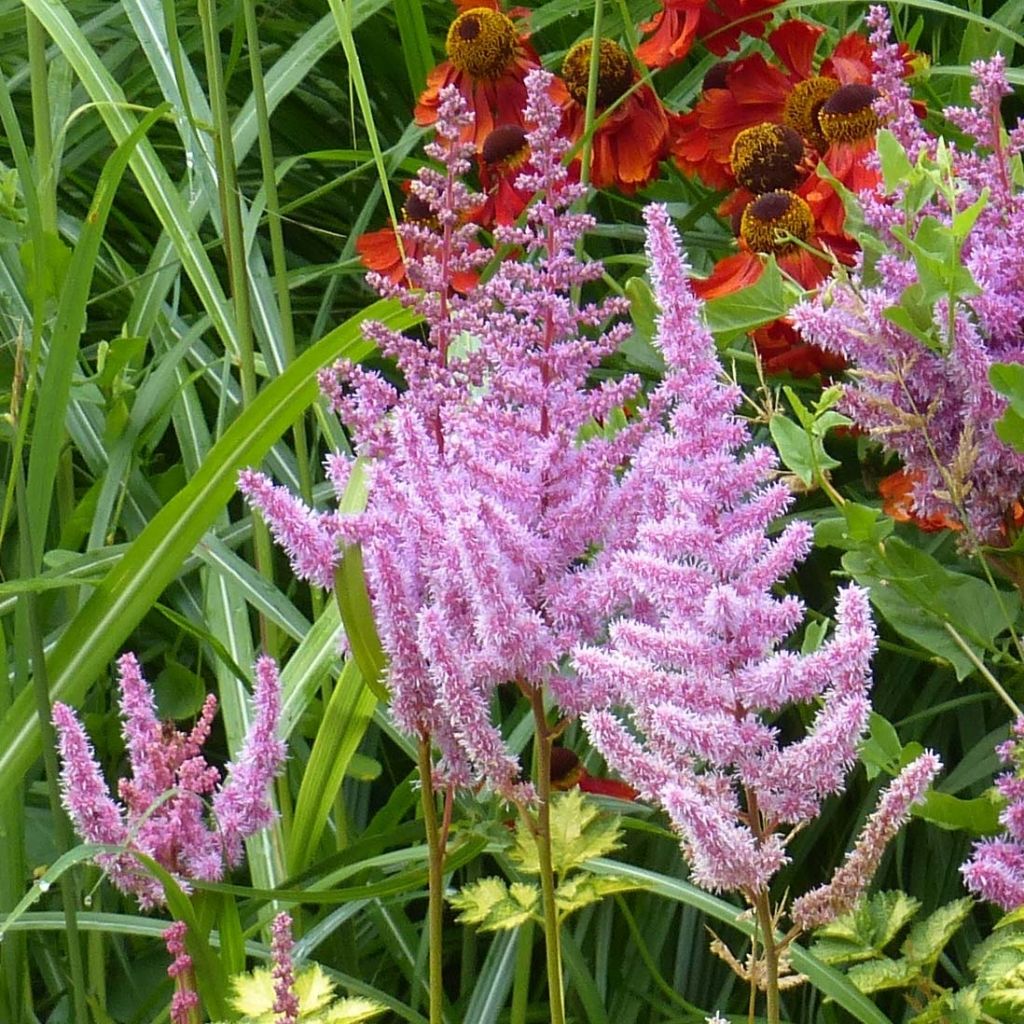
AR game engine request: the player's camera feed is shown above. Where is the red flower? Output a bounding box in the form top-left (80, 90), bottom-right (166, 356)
top-left (558, 38), bottom-right (670, 194)
top-left (637, 0), bottom-right (782, 70)
top-left (414, 2), bottom-right (544, 150)
top-left (879, 469), bottom-right (961, 533)
top-left (751, 319), bottom-right (846, 378)
top-left (357, 190), bottom-right (479, 293)
top-left (670, 20), bottom-right (903, 188)
top-left (475, 124), bottom-right (534, 227)
top-left (550, 747), bottom-right (638, 801)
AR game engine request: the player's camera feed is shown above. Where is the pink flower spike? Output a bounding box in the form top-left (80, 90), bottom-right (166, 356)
top-left (792, 752), bottom-right (941, 930)
top-left (271, 912), bottom-right (300, 1024)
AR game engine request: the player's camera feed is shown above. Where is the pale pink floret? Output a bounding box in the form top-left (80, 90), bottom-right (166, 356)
top-left (271, 912), bottom-right (300, 1024)
top-left (962, 718), bottom-right (1024, 910)
top-left (53, 654), bottom-right (286, 909)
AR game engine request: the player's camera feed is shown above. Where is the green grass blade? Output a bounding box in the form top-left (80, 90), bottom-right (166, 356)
top-left (0, 300), bottom-right (417, 790)
top-left (393, 0), bottom-right (435, 98)
top-left (586, 860), bottom-right (894, 1024)
top-left (288, 658), bottom-right (378, 874)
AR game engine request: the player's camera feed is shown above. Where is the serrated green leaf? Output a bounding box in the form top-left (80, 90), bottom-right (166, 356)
top-left (901, 898), bottom-right (973, 967)
top-left (847, 956), bottom-right (922, 993)
top-left (812, 891), bottom-right (921, 964)
top-left (911, 987), bottom-right (983, 1024)
top-left (554, 873), bottom-right (638, 918)
top-left (512, 790), bottom-right (623, 876)
top-left (969, 927), bottom-right (1024, 980)
top-left (449, 877), bottom-right (539, 932)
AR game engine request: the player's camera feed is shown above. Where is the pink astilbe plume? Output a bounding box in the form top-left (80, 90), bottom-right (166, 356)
top-left (164, 920), bottom-right (200, 1024)
top-left (961, 719), bottom-right (1024, 911)
top-left (575, 205), bottom-right (939, 910)
top-left (794, 10), bottom-right (1024, 546)
top-left (243, 70), bottom-right (643, 801)
top-left (271, 912), bottom-right (300, 1024)
top-left (53, 653), bottom-right (286, 909)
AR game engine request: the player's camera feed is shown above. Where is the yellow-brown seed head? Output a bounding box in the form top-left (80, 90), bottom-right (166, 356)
top-left (740, 190), bottom-right (814, 255)
top-left (730, 123), bottom-right (805, 194)
top-left (402, 192), bottom-right (435, 225)
top-left (446, 8), bottom-right (518, 80)
top-left (783, 76), bottom-right (841, 152)
top-left (481, 124), bottom-right (529, 170)
top-left (818, 83), bottom-right (882, 143)
top-left (561, 38), bottom-right (634, 108)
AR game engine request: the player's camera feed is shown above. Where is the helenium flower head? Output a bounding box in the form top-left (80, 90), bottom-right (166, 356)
top-left (52, 653), bottom-right (285, 909)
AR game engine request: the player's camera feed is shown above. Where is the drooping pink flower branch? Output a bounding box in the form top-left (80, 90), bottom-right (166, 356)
top-left (53, 653), bottom-right (285, 909)
top-left (574, 205), bottom-right (938, 914)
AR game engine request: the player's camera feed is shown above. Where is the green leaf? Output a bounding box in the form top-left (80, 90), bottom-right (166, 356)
top-left (912, 791), bottom-right (1001, 834)
top-left (553, 873), bottom-right (638, 918)
top-left (152, 661), bottom-right (208, 720)
top-left (811, 891), bottom-right (922, 965)
top-left (815, 504), bottom-right (894, 551)
top-left (876, 129), bottom-right (914, 192)
top-left (842, 538), bottom-right (1019, 680)
top-left (901, 898), bottom-right (973, 967)
top-left (702, 256), bottom-right (792, 344)
top-left (847, 956), bottom-right (922, 994)
top-left (449, 877), bottom-right (539, 932)
top-left (992, 362), bottom-right (1024, 451)
top-left (511, 790), bottom-right (623, 876)
top-left (860, 714), bottom-right (907, 781)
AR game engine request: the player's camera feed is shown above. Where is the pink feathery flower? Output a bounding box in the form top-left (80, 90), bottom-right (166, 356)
top-left (792, 751), bottom-right (941, 929)
top-left (271, 912), bottom-right (300, 1024)
top-left (962, 719), bottom-right (1024, 910)
top-left (53, 654), bottom-right (286, 909)
top-left (794, 43), bottom-right (1024, 547)
top-left (575, 205), bottom-right (879, 898)
top-left (244, 70), bottom-right (637, 802)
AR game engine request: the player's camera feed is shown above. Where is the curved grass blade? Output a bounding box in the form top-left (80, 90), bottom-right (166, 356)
top-left (0, 300), bottom-right (418, 790)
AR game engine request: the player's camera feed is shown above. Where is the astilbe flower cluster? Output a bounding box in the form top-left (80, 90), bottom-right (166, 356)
top-left (244, 70), bottom-right (647, 802)
top-left (793, 7), bottom-right (1024, 545)
top-left (961, 719), bottom-right (1024, 911)
top-left (52, 653), bottom-right (286, 909)
top-left (573, 204), bottom-right (940, 917)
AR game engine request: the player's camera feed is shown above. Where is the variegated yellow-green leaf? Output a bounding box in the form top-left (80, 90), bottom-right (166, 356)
top-left (846, 956), bottom-right (921, 994)
top-left (910, 987), bottom-right (983, 1024)
top-left (901, 898), bottom-right (973, 967)
top-left (449, 876), bottom-right (539, 931)
top-left (554, 872), bottom-right (637, 917)
top-left (512, 790), bottom-right (623, 876)
top-left (224, 963), bottom-right (384, 1023)
top-left (810, 891), bottom-right (921, 966)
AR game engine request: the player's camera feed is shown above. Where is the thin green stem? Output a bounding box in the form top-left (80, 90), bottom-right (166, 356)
top-left (943, 622), bottom-right (1023, 716)
top-left (754, 892), bottom-right (780, 1024)
top-left (580, 0), bottom-right (604, 193)
top-left (417, 736), bottom-right (445, 1024)
top-left (529, 688), bottom-right (566, 1024)
top-left (15, 467), bottom-right (89, 1024)
top-left (198, 0), bottom-right (278, 654)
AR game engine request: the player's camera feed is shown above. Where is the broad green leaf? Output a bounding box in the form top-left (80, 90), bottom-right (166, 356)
top-left (449, 877), bottom-right (539, 932)
top-left (876, 129), bottom-right (914, 192)
top-left (911, 988), bottom-right (983, 1024)
top-left (992, 362), bottom-right (1024, 451)
top-left (842, 538), bottom-right (1019, 680)
top-left (912, 791), bottom-right (1001, 834)
top-left (153, 661), bottom-right (208, 719)
top-left (901, 898), bottom-right (973, 966)
top-left (703, 256), bottom-right (792, 344)
top-left (815, 504), bottom-right (894, 551)
top-left (860, 713), bottom-right (906, 780)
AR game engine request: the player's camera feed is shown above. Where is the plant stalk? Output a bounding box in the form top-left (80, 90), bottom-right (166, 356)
top-left (529, 688), bottom-right (566, 1024)
top-left (754, 892), bottom-right (781, 1024)
top-left (417, 736), bottom-right (445, 1024)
